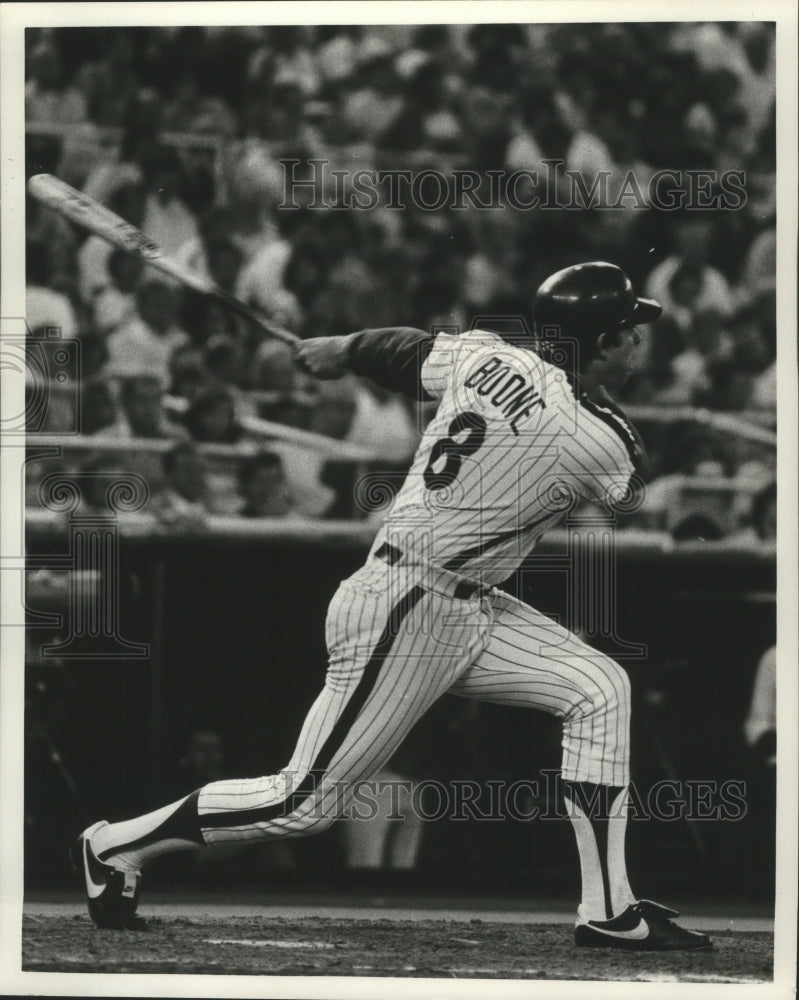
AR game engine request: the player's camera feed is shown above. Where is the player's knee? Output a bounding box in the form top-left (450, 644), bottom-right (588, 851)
top-left (611, 660), bottom-right (632, 707)
top-left (588, 659), bottom-right (631, 717)
top-left (281, 802), bottom-right (341, 838)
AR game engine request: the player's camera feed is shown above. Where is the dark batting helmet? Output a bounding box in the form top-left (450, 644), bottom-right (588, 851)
top-left (534, 262), bottom-right (662, 343)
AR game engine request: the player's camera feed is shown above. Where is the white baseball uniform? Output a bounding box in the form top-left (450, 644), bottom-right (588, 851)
top-left (196, 328), bottom-right (641, 842)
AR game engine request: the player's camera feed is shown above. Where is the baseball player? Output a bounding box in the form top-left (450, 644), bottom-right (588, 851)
top-left (73, 262), bottom-right (711, 951)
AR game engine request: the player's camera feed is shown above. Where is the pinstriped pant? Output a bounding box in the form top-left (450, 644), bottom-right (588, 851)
top-left (198, 559), bottom-right (631, 844)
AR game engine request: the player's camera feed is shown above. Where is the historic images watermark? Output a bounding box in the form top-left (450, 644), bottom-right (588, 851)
top-left (279, 159), bottom-right (747, 212)
top-left (267, 771), bottom-right (749, 824)
top-left (2, 317), bottom-right (150, 658)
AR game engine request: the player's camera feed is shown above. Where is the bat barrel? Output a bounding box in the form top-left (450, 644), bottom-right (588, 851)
top-left (27, 173), bottom-right (300, 348)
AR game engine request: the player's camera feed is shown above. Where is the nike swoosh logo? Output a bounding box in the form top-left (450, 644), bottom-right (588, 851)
top-left (587, 918), bottom-right (649, 941)
top-left (83, 838), bottom-right (107, 899)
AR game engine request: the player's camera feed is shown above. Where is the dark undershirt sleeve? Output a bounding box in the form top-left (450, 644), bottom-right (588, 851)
top-left (345, 327), bottom-right (435, 400)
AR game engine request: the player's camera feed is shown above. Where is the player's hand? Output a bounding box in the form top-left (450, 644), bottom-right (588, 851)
top-left (294, 335), bottom-right (352, 380)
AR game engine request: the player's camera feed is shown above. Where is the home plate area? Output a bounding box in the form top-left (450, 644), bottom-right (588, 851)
top-left (22, 910), bottom-right (773, 982)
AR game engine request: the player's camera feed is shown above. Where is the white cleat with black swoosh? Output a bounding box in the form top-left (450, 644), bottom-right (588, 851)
top-left (70, 820), bottom-right (147, 930)
top-left (575, 900), bottom-right (713, 951)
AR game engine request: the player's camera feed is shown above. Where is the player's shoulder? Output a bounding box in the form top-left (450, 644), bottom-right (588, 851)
top-left (574, 391), bottom-right (645, 472)
top-left (447, 328), bottom-right (555, 383)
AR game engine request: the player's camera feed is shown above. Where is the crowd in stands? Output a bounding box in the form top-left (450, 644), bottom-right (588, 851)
top-left (24, 23), bottom-right (776, 541)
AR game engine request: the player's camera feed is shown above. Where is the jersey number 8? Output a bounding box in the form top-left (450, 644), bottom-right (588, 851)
top-left (423, 411), bottom-right (487, 490)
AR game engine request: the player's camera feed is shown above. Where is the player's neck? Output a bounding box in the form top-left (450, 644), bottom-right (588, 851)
top-left (579, 363), bottom-right (618, 405)
top-left (576, 364), bottom-right (600, 400)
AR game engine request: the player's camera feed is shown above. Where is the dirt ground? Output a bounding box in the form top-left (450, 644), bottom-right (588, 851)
top-left (22, 913), bottom-right (773, 982)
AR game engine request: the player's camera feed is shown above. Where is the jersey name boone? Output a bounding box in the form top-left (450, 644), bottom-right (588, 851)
top-left (461, 353), bottom-right (547, 435)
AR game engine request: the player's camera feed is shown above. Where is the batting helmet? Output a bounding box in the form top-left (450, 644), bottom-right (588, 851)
top-left (534, 262), bottom-right (662, 341)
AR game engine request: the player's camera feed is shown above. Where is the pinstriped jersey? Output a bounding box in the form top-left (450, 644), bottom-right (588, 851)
top-left (368, 328), bottom-right (641, 587)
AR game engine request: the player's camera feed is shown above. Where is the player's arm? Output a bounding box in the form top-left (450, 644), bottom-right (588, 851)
top-left (295, 327), bottom-right (436, 399)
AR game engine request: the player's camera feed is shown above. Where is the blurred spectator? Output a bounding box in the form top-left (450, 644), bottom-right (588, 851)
top-left (169, 345), bottom-right (211, 403)
top-left (154, 442), bottom-right (211, 525)
top-left (248, 26), bottom-right (319, 101)
top-left (462, 214), bottom-right (521, 313)
top-left (26, 240), bottom-right (77, 338)
top-left (737, 24), bottom-right (776, 136)
top-left (645, 217), bottom-right (732, 330)
top-left (207, 239), bottom-right (245, 295)
top-left (378, 60), bottom-right (462, 154)
top-left (106, 280), bottom-right (189, 386)
top-left (74, 30), bottom-right (140, 128)
top-left (78, 454), bottom-right (124, 515)
top-left (252, 339), bottom-right (316, 428)
top-left (315, 26), bottom-right (362, 87)
top-left (458, 84), bottom-right (514, 170)
top-left (466, 24), bottom-right (529, 92)
top-left (175, 205), bottom-right (235, 285)
top-left (140, 146), bottom-right (199, 256)
top-left (26, 456), bottom-right (71, 511)
top-left (741, 638), bottom-right (777, 885)
top-left (237, 451), bottom-right (293, 518)
top-left (162, 71), bottom-right (238, 136)
top-left (92, 249), bottom-right (143, 335)
top-left (309, 243), bottom-right (383, 337)
top-left (119, 375), bottom-right (184, 439)
top-left (77, 331), bottom-right (111, 383)
top-left (184, 386), bottom-right (242, 444)
top-left (280, 236), bottom-right (330, 335)
top-left (301, 377), bottom-right (418, 520)
top-left (80, 380), bottom-right (128, 437)
top-left (664, 308), bottom-right (733, 403)
top-left (176, 728), bottom-right (225, 786)
top-left (728, 307), bottom-right (771, 378)
top-left (343, 385), bottom-right (420, 465)
top-left (26, 39), bottom-right (87, 124)
top-left (636, 423), bottom-right (731, 530)
top-left (35, 391), bottom-right (76, 435)
top-left (566, 112), bottom-right (615, 178)
top-left (700, 358), bottom-right (755, 412)
top-left (671, 512), bottom-right (726, 542)
top-left (728, 480), bottom-right (777, 546)
top-left (743, 644), bottom-right (776, 763)
top-left (26, 192), bottom-right (79, 296)
top-left (236, 206), bottom-right (309, 323)
top-left (752, 358), bottom-right (776, 411)
top-left (637, 318), bottom-right (699, 406)
top-left (342, 769), bottom-right (424, 870)
top-left (739, 227), bottom-right (776, 306)
top-left (340, 39), bottom-right (403, 142)
top-left (505, 88), bottom-right (551, 175)
top-left (204, 335), bottom-right (256, 420)
top-left (81, 91), bottom-right (161, 205)
top-left (173, 203), bottom-right (273, 304)
top-left (77, 453), bottom-right (156, 526)
top-left (750, 479), bottom-right (777, 542)
top-left (78, 182), bottom-right (147, 304)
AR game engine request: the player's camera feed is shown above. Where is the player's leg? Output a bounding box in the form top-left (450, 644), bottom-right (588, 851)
top-left (451, 591), bottom-right (634, 914)
top-left (75, 575), bottom-right (486, 926)
top-left (450, 590), bottom-right (711, 950)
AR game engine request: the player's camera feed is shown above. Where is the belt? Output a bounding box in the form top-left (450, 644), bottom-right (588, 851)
top-left (374, 542), bottom-right (487, 600)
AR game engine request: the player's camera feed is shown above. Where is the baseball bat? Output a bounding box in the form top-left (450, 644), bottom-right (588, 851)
top-left (27, 173), bottom-right (300, 347)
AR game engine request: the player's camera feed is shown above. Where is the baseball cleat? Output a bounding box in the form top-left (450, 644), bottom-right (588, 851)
top-left (574, 899), bottom-right (713, 951)
top-left (70, 820), bottom-right (146, 930)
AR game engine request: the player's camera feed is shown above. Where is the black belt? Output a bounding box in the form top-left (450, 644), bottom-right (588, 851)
top-left (375, 543), bottom-right (484, 600)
